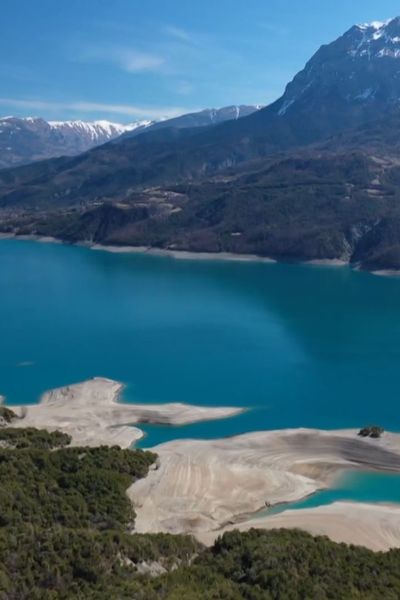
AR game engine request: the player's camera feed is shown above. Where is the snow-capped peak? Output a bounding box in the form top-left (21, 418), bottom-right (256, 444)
top-left (0, 116), bottom-right (156, 166)
top-left (0, 115), bottom-right (44, 123)
top-left (0, 116), bottom-right (154, 140)
top-left (349, 17), bottom-right (400, 58)
top-left (47, 119), bottom-right (153, 141)
top-left (357, 19), bottom-right (392, 31)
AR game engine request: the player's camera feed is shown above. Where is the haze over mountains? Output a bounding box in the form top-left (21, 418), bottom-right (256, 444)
top-left (2, 18), bottom-right (400, 270)
top-left (0, 106), bottom-right (261, 169)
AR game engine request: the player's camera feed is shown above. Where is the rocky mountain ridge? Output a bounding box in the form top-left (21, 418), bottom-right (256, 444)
top-left (0, 105), bottom-right (261, 169)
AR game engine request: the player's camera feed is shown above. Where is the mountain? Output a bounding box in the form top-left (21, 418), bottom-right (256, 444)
top-left (5, 16), bottom-right (400, 194)
top-left (268, 18), bottom-right (400, 137)
top-left (3, 20), bottom-right (400, 270)
top-left (0, 117), bottom-right (151, 169)
top-left (4, 113), bottom-right (400, 271)
top-left (0, 106), bottom-right (261, 169)
top-left (117, 105), bottom-right (262, 142)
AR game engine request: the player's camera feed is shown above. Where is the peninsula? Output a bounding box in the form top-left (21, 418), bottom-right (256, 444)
top-left (4, 377), bottom-right (400, 552)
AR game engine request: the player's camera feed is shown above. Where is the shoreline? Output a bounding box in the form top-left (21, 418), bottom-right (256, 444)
top-left (0, 233), bottom-right (277, 264)
top-left (2, 377), bottom-right (244, 448)
top-left (2, 232), bottom-right (400, 277)
top-left (372, 269), bottom-right (400, 278)
top-left (129, 427), bottom-right (400, 537)
top-left (2, 376), bottom-right (400, 550)
top-left (91, 243), bottom-right (278, 263)
top-left (197, 501), bottom-right (400, 551)
top-left (2, 232), bottom-right (393, 274)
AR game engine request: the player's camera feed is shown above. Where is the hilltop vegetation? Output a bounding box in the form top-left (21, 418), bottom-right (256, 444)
top-left (1, 428), bottom-right (400, 598)
top-left (5, 141), bottom-right (400, 270)
top-left (0, 426), bottom-right (71, 449)
top-left (0, 428), bottom-right (200, 599)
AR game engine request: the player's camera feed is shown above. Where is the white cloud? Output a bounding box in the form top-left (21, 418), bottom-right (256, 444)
top-left (79, 45), bottom-right (167, 74)
top-left (164, 25), bottom-right (191, 43)
top-left (108, 50), bottom-right (166, 73)
top-left (0, 97), bottom-right (196, 120)
top-left (64, 24), bottom-right (272, 108)
top-left (116, 51), bottom-right (165, 73)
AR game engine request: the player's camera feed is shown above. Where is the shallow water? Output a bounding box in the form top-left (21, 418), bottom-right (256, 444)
top-left (256, 471), bottom-right (400, 517)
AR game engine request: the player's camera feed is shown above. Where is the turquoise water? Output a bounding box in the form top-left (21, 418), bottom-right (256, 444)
top-left (1, 238), bottom-right (400, 434)
top-left (257, 471), bottom-right (400, 517)
top-left (2, 238), bottom-right (400, 506)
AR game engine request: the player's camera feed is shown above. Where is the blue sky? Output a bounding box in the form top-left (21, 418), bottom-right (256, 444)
top-left (1, 0), bottom-right (400, 123)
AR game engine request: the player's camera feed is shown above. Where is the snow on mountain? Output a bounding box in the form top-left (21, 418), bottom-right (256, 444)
top-left (272, 15), bottom-right (400, 124)
top-left (118, 105), bottom-right (262, 142)
top-left (357, 20), bottom-right (392, 31)
top-left (350, 17), bottom-right (400, 58)
top-left (0, 106), bottom-right (262, 168)
top-left (0, 116), bottom-right (152, 140)
top-left (0, 117), bottom-right (154, 168)
top-left (47, 119), bottom-right (153, 140)
top-left (206, 105), bottom-right (263, 123)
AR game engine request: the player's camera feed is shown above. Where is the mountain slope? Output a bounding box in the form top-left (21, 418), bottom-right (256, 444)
top-left (0, 105), bottom-right (261, 170)
top-left (4, 17), bottom-right (400, 200)
top-left (268, 18), bottom-right (400, 134)
top-left (4, 113), bottom-right (400, 271)
top-left (0, 117), bottom-right (149, 168)
top-left (117, 105), bottom-right (262, 142)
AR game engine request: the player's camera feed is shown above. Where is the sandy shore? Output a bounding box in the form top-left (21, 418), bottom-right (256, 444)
top-left (3, 375), bottom-right (400, 550)
top-left (3, 377), bottom-right (243, 448)
top-left (372, 269), bottom-right (400, 278)
top-left (91, 243), bottom-right (277, 263)
top-left (0, 234), bottom-right (275, 263)
top-left (306, 258), bottom-right (349, 267)
top-left (6, 233), bottom-right (400, 277)
top-left (129, 428), bottom-right (400, 536)
top-left (0, 233), bottom-right (62, 244)
top-left (197, 501), bottom-right (400, 551)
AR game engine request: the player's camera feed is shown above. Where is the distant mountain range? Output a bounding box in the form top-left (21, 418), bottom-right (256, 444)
top-left (3, 19), bottom-right (400, 271)
top-left (116, 105), bottom-right (262, 142)
top-left (0, 117), bottom-right (143, 169)
top-left (0, 106), bottom-right (261, 169)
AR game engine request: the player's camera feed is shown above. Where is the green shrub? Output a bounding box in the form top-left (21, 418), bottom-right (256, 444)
top-left (358, 426), bottom-right (384, 438)
top-left (0, 429), bottom-right (400, 599)
top-left (0, 407), bottom-right (18, 424)
top-left (0, 427), bottom-right (71, 449)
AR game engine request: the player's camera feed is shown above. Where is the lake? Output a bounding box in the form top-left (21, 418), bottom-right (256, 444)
top-left (0, 240), bottom-right (400, 424)
top-left (0, 240), bottom-right (400, 442)
top-left (1, 238), bottom-right (400, 505)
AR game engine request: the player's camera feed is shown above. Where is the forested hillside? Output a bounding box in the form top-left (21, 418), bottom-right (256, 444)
top-left (1, 426), bottom-right (400, 599)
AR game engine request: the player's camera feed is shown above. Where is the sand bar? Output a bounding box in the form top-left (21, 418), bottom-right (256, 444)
top-left (130, 428), bottom-right (400, 535)
top-left (3, 376), bottom-right (400, 550)
top-left (3, 377), bottom-right (243, 448)
top-left (198, 501), bottom-right (400, 551)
